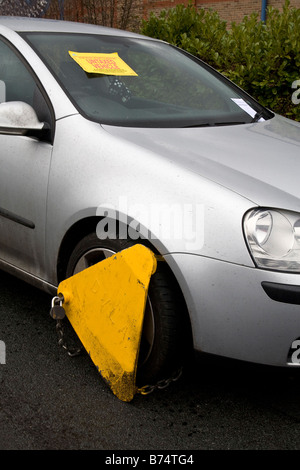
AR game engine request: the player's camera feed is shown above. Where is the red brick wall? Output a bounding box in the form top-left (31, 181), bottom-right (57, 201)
top-left (142, 0), bottom-right (300, 24)
top-left (45, 0), bottom-right (300, 29)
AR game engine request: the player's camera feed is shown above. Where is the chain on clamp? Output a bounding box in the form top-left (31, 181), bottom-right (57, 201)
top-left (137, 367), bottom-right (183, 396)
top-left (50, 294), bottom-right (83, 357)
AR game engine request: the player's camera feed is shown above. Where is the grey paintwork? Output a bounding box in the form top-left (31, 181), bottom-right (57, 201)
top-left (0, 101), bottom-right (45, 129)
top-left (104, 116), bottom-right (300, 212)
top-left (0, 17), bottom-right (300, 367)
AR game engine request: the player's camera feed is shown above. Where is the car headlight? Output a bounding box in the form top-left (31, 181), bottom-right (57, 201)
top-left (243, 208), bottom-right (300, 272)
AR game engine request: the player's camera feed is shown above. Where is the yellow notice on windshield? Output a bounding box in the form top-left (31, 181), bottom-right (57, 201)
top-left (69, 51), bottom-right (138, 76)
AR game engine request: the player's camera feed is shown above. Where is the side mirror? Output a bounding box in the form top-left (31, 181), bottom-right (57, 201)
top-left (0, 101), bottom-right (46, 137)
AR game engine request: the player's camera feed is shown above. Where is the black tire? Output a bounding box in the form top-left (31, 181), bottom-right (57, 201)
top-left (66, 233), bottom-right (188, 386)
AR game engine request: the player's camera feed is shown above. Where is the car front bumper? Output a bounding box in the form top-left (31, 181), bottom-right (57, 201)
top-left (165, 253), bottom-right (300, 367)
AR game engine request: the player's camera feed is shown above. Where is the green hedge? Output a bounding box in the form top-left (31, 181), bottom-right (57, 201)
top-left (140, 1), bottom-right (300, 121)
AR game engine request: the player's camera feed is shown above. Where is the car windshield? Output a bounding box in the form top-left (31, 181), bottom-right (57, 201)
top-left (22, 32), bottom-right (272, 128)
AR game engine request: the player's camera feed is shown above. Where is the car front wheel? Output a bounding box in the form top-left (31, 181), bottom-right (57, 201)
top-left (65, 233), bottom-right (188, 386)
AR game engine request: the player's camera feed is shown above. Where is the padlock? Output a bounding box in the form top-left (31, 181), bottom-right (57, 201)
top-left (50, 295), bottom-right (66, 320)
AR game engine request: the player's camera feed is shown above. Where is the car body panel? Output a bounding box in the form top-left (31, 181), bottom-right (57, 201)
top-left (44, 114), bottom-right (257, 283)
top-left (102, 115), bottom-right (300, 212)
top-left (0, 132), bottom-right (52, 276)
top-left (165, 252), bottom-right (300, 366)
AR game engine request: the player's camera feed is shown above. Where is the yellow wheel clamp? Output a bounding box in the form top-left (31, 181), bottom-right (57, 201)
top-left (55, 244), bottom-right (157, 402)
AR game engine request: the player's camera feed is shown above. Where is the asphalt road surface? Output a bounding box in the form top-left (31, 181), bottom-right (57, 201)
top-left (0, 268), bottom-right (300, 453)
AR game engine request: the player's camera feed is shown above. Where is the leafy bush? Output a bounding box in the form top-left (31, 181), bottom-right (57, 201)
top-left (141, 1), bottom-right (300, 121)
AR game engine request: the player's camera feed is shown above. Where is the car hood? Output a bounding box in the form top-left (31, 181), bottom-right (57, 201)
top-left (102, 114), bottom-right (300, 211)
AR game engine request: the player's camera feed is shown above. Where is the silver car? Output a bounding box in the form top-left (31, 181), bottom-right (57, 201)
top-left (1, 17), bottom-right (300, 385)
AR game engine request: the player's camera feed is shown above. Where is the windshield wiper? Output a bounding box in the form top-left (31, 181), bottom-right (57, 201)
top-left (215, 121), bottom-right (247, 126)
top-left (182, 122), bottom-right (213, 128)
top-left (183, 121), bottom-right (247, 128)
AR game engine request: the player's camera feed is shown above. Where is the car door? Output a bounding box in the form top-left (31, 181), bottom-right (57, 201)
top-left (0, 37), bottom-right (54, 279)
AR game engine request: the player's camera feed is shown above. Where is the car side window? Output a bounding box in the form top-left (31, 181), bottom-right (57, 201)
top-left (0, 38), bottom-right (54, 139)
top-left (0, 39), bottom-right (36, 105)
